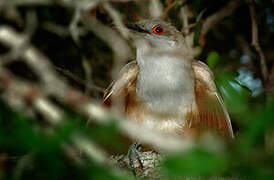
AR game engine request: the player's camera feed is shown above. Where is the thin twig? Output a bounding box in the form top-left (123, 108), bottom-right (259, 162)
top-left (54, 66), bottom-right (104, 93)
top-left (42, 22), bottom-right (70, 37)
top-left (162, 0), bottom-right (178, 20)
top-left (83, 16), bottom-right (132, 79)
top-left (121, 3), bottom-right (143, 21)
top-left (149, 0), bottom-right (163, 18)
top-left (5, 0), bottom-right (133, 7)
top-left (82, 58), bottom-right (93, 95)
top-left (13, 153), bottom-right (34, 180)
top-left (69, 7), bottom-right (85, 44)
top-left (236, 35), bottom-right (255, 69)
top-left (200, 0), bottom-right (242, 43)
top-left (180, 5), bottom-right (189, 34)
top-left (249, 0), bottom-right (268, 81)
top-left (162, 0), bottom-right (189, 20)
top-left (181, 23), bottom-right (196, 34)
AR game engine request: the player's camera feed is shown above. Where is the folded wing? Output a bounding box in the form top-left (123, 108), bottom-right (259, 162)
top-left (103, 61), bottom-right (139, 111)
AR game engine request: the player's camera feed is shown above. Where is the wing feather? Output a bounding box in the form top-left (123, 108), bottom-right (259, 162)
top-left (103, 60), bottom-right (234, 138)
top-left (192, 61), bottom-right (234, 138)
top-left (102, 61), bottom-right (139, 109)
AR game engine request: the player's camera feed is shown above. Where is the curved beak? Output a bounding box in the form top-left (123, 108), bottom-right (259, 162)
top-left (125, 22), bottom-right (150, 34)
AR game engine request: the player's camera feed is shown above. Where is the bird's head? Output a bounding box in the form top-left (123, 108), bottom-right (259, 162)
top-left (126, 18), bottom-right (186, 50)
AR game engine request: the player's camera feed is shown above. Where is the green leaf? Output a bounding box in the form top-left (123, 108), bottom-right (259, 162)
top-left (216, 72), bottom-right (251, 114)
top-left (240, 103), bottom-right (274, 149)
top-left (206, 51), bottom-right (219, 69)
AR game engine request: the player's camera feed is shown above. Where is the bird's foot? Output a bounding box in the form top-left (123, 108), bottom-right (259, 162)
top-left (127, 141), bottom-right (144, 176)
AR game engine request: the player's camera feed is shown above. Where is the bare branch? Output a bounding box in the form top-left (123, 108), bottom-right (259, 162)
top-left (249, 0), bottom-right (268, 81)
top-left (236, 35), bottom-right (255, 69)
top-left (0, 65), bottom-right (193, 153)
top-left (3, 0), bottom-right (54, 6)
top-left (0, 26), bottom-right (69, 97)
top-left (69, 7), bottom-right (85, 44)
top-left (0, 26), bottom-right (193, 153)
top-left (0, 67), bottom-right (64, 125)
top-left (162, 0), bottom-right (190, 20)
top-left (13, 153), bottom-right (34, 180)
top-left (5, 0), bottom-right (133, 7)
top-left (180, 5), bottom-right (189, 34)
top-left (83, 16), bottom-right (132, 79)
top-left (82, 59), bottom-right (93, 95)
top-left (54, 64), bottom-right (104, 93)
top-left (103, 2), bottom-right (130, 39)
top-left (0, 11), bottom-right (37, 64)
top-left (121, 3), bottom-right (143, 21)
top-left (149, 0), bottom-right (163, 18)
top-left (41, 22), bottom-right (70, 37)
top-left (200, 0), bottom-right (242, 42)
top-left (72, 135), bottom-right (108, 164)
top-left (162, 0), bottom-right (179, 20)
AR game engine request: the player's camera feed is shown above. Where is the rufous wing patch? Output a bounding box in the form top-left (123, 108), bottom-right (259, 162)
top-left (191, 61), bottom-right (234, 138)
top-left (102, 61), bottom-right (139, 110)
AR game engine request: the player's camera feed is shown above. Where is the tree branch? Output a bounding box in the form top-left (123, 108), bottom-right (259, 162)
top-left (200, 0), bottom-right (242, 44)
top-left (249, 0), bottom-right (268, 81)
top-left (54, 65), bottom-right (104, 93)
top-left (0, 26), bottom-right (194, 153)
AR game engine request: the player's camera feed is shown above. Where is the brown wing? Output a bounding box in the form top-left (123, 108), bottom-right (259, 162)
top-left (103, 61), bottom-right (139, 111)
top-left (192, 61), bottom-right (234, 138)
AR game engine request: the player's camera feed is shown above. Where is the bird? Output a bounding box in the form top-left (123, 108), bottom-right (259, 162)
top-left (103, 18), bottom-right (234, 140)
top-left (103, 18), bottom-right (234, 174)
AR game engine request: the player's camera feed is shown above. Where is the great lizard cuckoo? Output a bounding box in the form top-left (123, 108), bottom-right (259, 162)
top-left (103, 18), bottom-right (234, 140)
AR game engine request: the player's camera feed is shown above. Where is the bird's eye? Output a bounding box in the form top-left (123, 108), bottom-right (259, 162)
top-left (152, 25), bottom-right (164, 35)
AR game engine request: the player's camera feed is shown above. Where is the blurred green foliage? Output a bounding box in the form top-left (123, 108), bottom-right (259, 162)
top-left (0, 102), bottom-right (132, 180)
top-left (206, 51), bottom-right (219, 69)
top-left (159, 72), bottom-right (274, 179)
top-left (0, 77), bottom-right (273, 179)
top-left (162, 148), bottom-right (228, 177)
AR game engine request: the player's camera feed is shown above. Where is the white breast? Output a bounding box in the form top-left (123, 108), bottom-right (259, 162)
top-left (136, 50), bottom-right (195, 116)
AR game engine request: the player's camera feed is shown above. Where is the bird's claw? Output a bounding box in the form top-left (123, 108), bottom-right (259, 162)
top-left (127, 141), bottom-right (143, 176)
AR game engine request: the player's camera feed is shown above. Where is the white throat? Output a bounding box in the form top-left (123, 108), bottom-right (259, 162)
top-left (136, 46), bottom-right (195, 115)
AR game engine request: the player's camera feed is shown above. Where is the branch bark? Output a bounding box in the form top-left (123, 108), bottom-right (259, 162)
top-left (249, 0), bottom-right (268, 82)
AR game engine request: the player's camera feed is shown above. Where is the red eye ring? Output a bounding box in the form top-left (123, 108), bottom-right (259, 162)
top-left (152, 25), bottom-right (164, 35)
